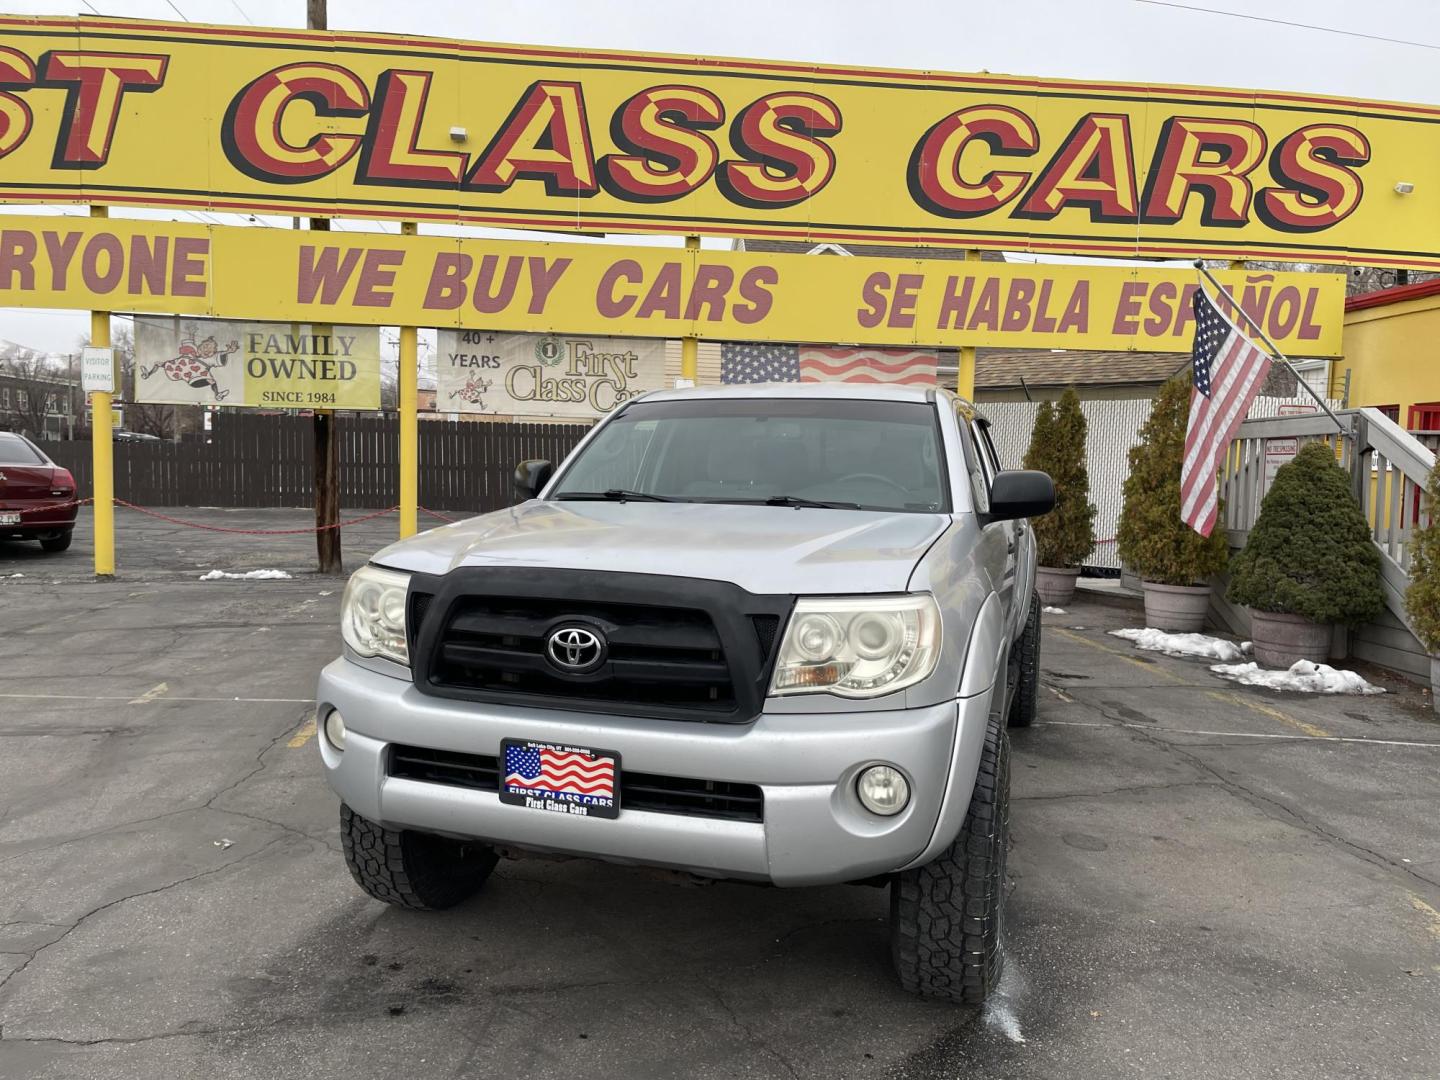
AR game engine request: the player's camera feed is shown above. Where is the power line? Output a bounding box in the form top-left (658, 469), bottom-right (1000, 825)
top-left (1132, 1), bottom-right (1440, 51)
top-left (164, 0), bottom-right (190, 22)
top-left (229, 0), bottom-right (255, 24)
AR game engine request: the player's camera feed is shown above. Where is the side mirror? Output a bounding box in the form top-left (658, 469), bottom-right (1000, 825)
top-left (513, 459), bottom-right (554, 503)
top-left (986, 470), bottom-right (1054, 522)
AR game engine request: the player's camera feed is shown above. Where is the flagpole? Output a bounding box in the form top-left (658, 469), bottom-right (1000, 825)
top-left (1192, 260), bottom-right (1347, 433)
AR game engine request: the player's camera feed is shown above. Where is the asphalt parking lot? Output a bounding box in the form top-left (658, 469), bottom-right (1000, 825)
top-left (2, 510), bottom-right (1439, 1079)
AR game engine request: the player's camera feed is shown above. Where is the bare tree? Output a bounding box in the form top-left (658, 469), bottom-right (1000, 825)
top-left (0, 344), bottom-right (69, 438)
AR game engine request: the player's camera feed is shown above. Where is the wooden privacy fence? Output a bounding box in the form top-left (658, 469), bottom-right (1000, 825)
top-left (36, 413), bottom-right (591, 513)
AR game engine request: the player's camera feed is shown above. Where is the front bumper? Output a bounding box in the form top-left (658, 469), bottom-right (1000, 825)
top-left (317, 658), bottom-right (994, 887)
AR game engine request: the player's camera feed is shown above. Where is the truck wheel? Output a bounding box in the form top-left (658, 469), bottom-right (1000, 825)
top-left (890, 710), bottom-right (1010, 1005)
top-left (40, 532), bottom-right (72, 553)
top-left (1007, 591), bottom-right (1041, 729)
top-left (340, 803), bottom-right (498, 910)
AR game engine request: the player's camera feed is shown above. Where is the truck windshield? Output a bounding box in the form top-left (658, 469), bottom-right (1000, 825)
top-left (551, 398), bottom-right (949, 513)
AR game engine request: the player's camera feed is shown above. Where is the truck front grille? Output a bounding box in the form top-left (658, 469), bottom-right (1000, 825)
top-left (432, 597), bottom-right (737, 713)
top-left (410, 568), bottom-right (793, 723)
top-left (389, 745), bottom-right (764, 823)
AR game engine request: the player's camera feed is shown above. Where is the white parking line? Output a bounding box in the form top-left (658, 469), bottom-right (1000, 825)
top-left (1037, 719), bottom-right (1440, 749)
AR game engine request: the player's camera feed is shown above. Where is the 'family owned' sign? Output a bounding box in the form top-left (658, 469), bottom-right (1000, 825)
top-left (134, 317), bottom-right (381, 410)
top-left (436, 331), bottom-right (664, 419)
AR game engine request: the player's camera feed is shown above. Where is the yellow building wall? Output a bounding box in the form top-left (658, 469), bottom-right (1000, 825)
top-left (1333, 294), bottom-right (1440, 425)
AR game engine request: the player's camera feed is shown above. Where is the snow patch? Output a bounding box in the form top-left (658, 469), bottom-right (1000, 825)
top-left (199, 569), bottom-right (293, 581)
top-left (1210, 660), bottom-right (1384, 695)
top-left (1042, 606), bottom-right (1067, 615)
top-left (1110, 628), bottom-right (1251, 662)
top-left (983, 955), bottom-right (1026, 1044)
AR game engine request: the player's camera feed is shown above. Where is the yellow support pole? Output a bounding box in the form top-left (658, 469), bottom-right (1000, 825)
top-left (955, 249), bottom-right (981, 401)
top-left (680, 235), bottom-right (700, 383)
top-left (89, 206), bottom-right (115, 578)
top-left (398, 221), bottom-right (419, 539)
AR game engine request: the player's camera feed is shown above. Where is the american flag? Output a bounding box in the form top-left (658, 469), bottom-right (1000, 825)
top-left (720, 342), bottom-right (937, 385)
top-left (1180, 287), bottom-right (1272, 537)
top-left (503, 744), bottom-right (615, 800)
top-left (800, 347), bottom-right (938, 385)
top-left (721, 342), bottom-right (800, 383)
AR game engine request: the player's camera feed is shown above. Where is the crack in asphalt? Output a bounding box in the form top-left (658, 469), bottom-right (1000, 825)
top-left (1085, 699), bottom-right (1440, 894)
top-left (703, 982), bottom-right (802, 1080)
top-left (0, 835), bottom-right (292, 1000)
top-left (1013, 779), bottom-right (1219, 802)
top-left (0, 704), bottom-right (319, 869)
top-left (1, 1016), bottom-right (298, 1048)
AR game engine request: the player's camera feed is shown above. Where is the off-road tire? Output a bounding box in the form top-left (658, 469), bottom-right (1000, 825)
top-left (39, 532), bottom-right (72, 553)
top-left (1007, 590), bottom-right (1041, 728)
top-left (890, 709), bottom-right (1011, 1004)
top-left (340, 803), bottom-right (498, 910)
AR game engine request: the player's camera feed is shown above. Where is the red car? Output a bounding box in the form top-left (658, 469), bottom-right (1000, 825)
top-left (0, 432), bottom-right (78, 553)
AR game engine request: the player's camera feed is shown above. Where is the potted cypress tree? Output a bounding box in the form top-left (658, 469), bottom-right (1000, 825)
top-left (1403, 464), bottom-right (1440, 711)
top-left (1227, 441), bottom-right (1383, 667)
top-left (1116, 374), bottom-right (1230, 631)
top-left (1022, 388), bottom-right (1096, 606)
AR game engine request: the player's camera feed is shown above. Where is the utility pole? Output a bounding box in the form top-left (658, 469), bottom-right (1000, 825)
top-left (307, 0), bottom-right (342, 573)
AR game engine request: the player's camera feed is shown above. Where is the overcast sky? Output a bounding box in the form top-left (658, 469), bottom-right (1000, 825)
top-left (5, 0), bottom-right (1440, 352)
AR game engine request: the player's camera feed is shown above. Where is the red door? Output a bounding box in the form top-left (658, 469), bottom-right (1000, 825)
top-left (1409, 403), bottom-right (1440, 432)
top-left (1407, 403), bottom-right (1440, 525)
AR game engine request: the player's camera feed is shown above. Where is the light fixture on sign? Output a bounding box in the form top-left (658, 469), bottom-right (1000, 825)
top-left (449, 126), bottom-right (468, 143)
top-left (1395, 181), bottom-right (1416, 194)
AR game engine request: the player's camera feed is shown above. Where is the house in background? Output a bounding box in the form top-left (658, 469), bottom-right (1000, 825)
top-left (970, 349), bottom-right (1180, 403)
top-left (1334, 278), bottom-right (1440, 431)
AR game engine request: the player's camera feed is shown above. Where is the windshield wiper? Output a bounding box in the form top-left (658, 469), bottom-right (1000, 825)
top-left (555, 489), bottom-right (676, 503)
top-left (763, 494), bottom-right (861, 510)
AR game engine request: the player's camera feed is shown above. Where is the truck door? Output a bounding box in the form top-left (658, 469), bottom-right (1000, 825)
top-left (954, 403), bottom-right (1016, 614)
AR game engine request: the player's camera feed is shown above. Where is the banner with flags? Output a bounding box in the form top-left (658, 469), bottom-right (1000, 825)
top-left (1180, 288), bottom-right (1274, 537)
top-left (720, 343), bottom-right (938, 385)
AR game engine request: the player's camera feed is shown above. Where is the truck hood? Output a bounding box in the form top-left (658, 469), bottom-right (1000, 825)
top-left (373, 501), bottom-right (949, 595)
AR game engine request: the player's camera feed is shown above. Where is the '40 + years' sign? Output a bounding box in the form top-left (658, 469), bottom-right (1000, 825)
top-left (1, 17), bottom-right (1439, 267)
top-left (436, 331), bottom-right (664, 418)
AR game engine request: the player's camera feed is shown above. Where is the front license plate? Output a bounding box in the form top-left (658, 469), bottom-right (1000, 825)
top-left (0, 512), bottom-right (20, 525)
top-left (499, 739), bottom-right (620, 820)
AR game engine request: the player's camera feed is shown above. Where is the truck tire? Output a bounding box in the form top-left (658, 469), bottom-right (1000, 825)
top-left (890, 709), bottom-right (1011, 1005)
top-left (40, 532), bottom-right (72, 553)
top-left (1007, 591), bottom-right (1041, 729)
top-left (340, 803), bottom-right (498, 910)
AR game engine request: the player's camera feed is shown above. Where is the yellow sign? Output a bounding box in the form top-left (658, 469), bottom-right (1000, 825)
top-left (0, 216), bottom-right (1345, 354)
top-left (0, 18), bottom-right (1436, 267)
top-left (133, 316), bottom-right (381, 409)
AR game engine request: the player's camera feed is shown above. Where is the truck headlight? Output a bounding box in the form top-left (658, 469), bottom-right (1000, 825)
top-left (770, 595), bottom-right (940, 698)
top-left (340, 565), bottom-right (410, 666)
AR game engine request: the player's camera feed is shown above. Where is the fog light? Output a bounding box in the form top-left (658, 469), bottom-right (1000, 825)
top-left (323, 709), bottom-right (347, 752)
top-left (857, 765), bottom-right (909, 816)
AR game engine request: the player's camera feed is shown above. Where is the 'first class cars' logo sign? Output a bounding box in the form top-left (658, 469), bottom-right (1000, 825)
top-left (1, 17), bottom-right (1438, 267)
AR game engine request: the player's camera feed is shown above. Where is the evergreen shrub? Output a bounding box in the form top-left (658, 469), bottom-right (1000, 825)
top-left (1227, 441), bottom-right (1383, 626)
top-left (1022, 388), bottom-right (1096, 568)
top-left (1116, 374), bottom-right (1230, 586)
top-left (1404, 464), bottom-right (1440, 652)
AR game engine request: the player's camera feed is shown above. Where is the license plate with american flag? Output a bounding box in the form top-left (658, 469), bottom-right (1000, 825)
top-left (499, 740), bottom-right (620, 819)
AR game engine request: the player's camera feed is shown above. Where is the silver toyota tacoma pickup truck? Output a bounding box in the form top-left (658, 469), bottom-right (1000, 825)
top-left (317, 382), bottom-right (1053, 1004)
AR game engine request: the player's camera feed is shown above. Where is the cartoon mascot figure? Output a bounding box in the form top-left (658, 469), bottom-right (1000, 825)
top-left (449, 374), bottom-right (493, 410)
top-left (141, 330), bottom-right (239, 401)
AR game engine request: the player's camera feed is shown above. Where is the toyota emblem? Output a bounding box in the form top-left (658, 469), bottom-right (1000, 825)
top-left (545, 625), bottom-right (606, 673)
